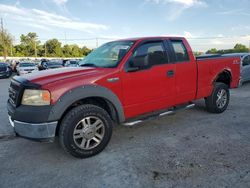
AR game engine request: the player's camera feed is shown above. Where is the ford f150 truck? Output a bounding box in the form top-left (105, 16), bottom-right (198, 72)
top-left (7, 37), bottom-right (240, 158)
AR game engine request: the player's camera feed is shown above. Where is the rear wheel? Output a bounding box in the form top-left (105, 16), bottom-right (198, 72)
top-left (205, 83), bottom-right (230, 113)
top-left (59, 104), bottom-right (113, 158)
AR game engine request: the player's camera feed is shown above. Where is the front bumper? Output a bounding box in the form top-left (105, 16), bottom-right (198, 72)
top-left (7, 77), bottom-right (59, 141)
top-left (9, 116), bottom-right (57, 141)
top-left (7, 98), bottom-right (58, 141)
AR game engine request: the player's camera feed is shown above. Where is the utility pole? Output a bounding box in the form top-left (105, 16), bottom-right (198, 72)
top-left (1, 17), bottom-right (6, 60)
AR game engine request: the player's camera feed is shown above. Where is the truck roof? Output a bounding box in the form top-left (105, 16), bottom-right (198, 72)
top-left (116, 36), bottom-right (185, 42)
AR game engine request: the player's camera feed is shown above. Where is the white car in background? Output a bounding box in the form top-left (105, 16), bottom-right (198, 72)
top-left (64, 60), bottom-right (79, 67)
top-left (223, 53), bottom-right (250, 86)
top-left (17, 62), bottom-right (39, 76)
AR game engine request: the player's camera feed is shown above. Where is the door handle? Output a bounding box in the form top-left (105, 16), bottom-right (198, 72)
top-left (167, 70), bottom-right (175, 77)
top-left (107, 77), bottom-right (120, 83)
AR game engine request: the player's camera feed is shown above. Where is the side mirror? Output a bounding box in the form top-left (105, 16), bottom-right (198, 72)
top-left (127, 55), bottom-right (148, 72)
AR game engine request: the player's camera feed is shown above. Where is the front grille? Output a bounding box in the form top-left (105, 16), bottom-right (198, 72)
top-left (0, 67), bottom-right (7, 72)
top-left (9, 80), bottom-right (22, 106)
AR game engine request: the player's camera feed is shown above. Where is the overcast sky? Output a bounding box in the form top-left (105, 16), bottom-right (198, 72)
top-left (0, 0), bottom-right (250, 51)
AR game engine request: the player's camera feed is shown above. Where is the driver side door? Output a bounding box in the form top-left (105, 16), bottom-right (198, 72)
top-left (121, 40), bottom-right (176, 119)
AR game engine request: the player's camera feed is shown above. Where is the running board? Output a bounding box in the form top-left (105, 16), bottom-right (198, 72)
top-left (123, 103), bottom-right (195, 126)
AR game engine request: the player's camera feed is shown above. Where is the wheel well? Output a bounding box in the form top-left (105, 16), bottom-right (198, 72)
top-left (214, 71), bottom-right (232, 87)
top-left (56, 97), bottom-right (119, 135)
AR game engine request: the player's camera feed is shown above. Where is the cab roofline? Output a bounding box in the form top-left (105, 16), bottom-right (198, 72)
top-left (113, 36), bottom-right (185, 42)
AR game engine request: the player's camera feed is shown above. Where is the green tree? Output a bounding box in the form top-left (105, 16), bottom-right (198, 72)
top-left (233, 43), bottom-right (249, 53)
top-left (206, 48), bottom-right (218, 54)
top-left (37, 44), bottom-right (45, 57)
top-left (193, 51), bottom-right (203, 57)
top-left (0, 29), bottom-right (14, 58)
top-left (20, 32), bottom-right (40, 57)
top-left (13, 44), bottom-right (25, 57)
top-left (2, 31), bottom-right (93, 58)
top-left (81, 46), bottom-right (92, 56)
top-left (71, 44), bottom-right (81, 57)
top-left (217, 49), bottom-right (234, 54)
top-left (62, 44), bottom-right (72, 57)
top-left (62, 44), bottom-right (90, 57)
top-left (45, 39), bottom-right (63, 57)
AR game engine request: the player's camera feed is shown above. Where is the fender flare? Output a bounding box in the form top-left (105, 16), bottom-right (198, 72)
top-left (47, 85), bottom-right (125, 123)
top-left (213, 69), bottom-right (232, 86)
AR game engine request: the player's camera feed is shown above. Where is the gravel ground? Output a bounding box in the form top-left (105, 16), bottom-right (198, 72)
top-left (0, 77), bottom-right (249, 188)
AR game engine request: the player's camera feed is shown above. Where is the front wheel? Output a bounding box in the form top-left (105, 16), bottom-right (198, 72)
top-left (59, 104), bottom-right (113, 158)
top-left (205, 83), bottom-right (230, 113)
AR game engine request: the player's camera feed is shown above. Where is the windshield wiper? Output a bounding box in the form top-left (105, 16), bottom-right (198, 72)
top-left (80, 63), bottom-right (98, 67)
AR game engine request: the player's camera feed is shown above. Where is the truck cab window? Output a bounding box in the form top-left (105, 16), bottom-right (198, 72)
top-left (129, 42), bottom-right (168, 70)
top-left (171, 41), bottom-right (189, 62)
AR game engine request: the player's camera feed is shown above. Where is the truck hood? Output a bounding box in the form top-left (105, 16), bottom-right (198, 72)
top-left (21, 67), bottom-right (106, 86)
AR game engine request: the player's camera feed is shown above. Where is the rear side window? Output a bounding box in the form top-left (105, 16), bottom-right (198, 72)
top-left (170, 40), bottom-right (189, 62)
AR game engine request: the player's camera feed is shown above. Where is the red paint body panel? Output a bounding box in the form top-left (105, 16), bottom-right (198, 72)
top-left (196, 57), bottom-right (240, 99)
top-left (21, 37), bottom-right (240, 121)
top-left (121, 63), bottom-right (176, 118)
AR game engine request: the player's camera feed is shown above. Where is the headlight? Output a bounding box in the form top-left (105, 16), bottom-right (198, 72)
top-left (21, 89), bottom-right (51, 106)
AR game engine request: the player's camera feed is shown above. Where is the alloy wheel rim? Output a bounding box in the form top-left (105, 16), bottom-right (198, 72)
top-left (216, 89), bottom-right (227, 109)
top-left (73, 116), bottom-right (105, 150)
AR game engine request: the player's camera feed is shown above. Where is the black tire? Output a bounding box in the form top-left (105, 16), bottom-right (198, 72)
top-left (205, 82), bottom-right (230, 113)
top-left (59, 104), bottom-right (113, 158)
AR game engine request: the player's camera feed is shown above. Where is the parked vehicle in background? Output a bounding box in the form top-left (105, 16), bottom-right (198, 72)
top-left (62, 59), bottom-right (68, 66)
top-left (16, 62), bottom-right (38, 75)
top-left (223, 53), bottom-right (250, 85)
top-left (8, 36), bottom-right (240, 158)
top-left (40, 61), bottom-right (63, 70)
top-left (64, 60), bottom-right (79, 67)
top-left (0, 62), bottom-right (12, 78)
top-left (38, 59), bottom-right (49, 71)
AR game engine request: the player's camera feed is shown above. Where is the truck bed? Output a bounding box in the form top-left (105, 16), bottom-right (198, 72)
top-left (196, 56), bottom-right (240, 99)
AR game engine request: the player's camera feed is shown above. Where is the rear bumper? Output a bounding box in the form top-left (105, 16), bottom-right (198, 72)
top-left (9, 116), bottom-right (57, 141)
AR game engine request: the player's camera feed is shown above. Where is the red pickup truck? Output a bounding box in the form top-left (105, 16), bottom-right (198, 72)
top-left (7, 37), bottom-right (240, 158)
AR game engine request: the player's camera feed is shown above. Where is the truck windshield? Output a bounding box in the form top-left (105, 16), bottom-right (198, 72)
top-left (79, 41), bottom-right (134, 68)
